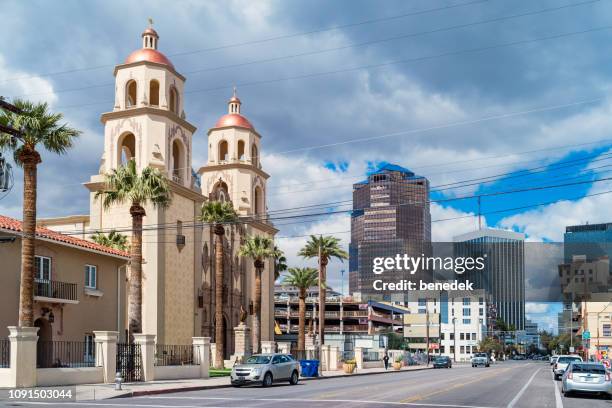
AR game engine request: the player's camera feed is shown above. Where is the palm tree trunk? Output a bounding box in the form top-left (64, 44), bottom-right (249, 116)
top-left (214, 224), bottom-right (225, 369)
top-left (298, 288), bottom-right (306, 351)
top-left (319, 259), bottom-right (328, 346)
top-left (17, 151), bottom-right (40, 328)
top-left (253, 260), bottom-right (263, 353)
top-left (128, 204), bottom-right (145, 341)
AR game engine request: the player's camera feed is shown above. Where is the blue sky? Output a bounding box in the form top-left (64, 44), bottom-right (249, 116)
top-left (2, 0), bottom-right (612, 333)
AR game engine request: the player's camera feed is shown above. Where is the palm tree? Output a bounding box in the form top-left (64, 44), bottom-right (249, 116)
top-left (0, 100), bottom-right (80, 327)
top-left (282, 267), bottom-right (318, 351)
top-left (239, 235), bottom-right (274, 353)
top-left (272, 245), bottom-right (287, 281)
top-left (95, 159), bottom-right (170, 339)
top-left (91, 230), bottom-right (129, 251)
top-left (199, 200), bottom-right (237, 368)
top-left (299, 235), bottom-right (348, 345)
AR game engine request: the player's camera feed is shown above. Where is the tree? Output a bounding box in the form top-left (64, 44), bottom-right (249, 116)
top-left (91, 230), bottom-right (129, 251)
top-left (478, 336), bottom-right (503, 356)
top-left (282, 267), bottom-right (318, 351)
top-left (238, 235), bottom-right (274, 353)
top-left (0, 100), bottom-right (80, 327)
top-left (299, 235), bottom-right (348, 345)
top-left (95, 159), bottom-right (170, 340)
top-left (273, 245), bottom-right (287, 281)
top-left (199, 200), bottom-right (237, 368)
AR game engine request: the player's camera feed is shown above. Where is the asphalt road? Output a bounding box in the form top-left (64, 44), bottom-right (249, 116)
top-left (3, 361), bottom-right (610, 408)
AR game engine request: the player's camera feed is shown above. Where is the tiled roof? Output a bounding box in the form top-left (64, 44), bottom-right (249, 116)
top-left (0, 214), bottom-right (129, 258)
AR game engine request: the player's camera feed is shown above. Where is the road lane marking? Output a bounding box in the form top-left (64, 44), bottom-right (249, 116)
top-left (399, 366), bottom-right (515, 403)
top-left (506, 367), bottom-right (541, 408)
top-left (9, 403), bottom-right (232, 408)
top-left (141, 396), bottom-right (498, 408)
top-left (552, 371), bottom-right (564, 408)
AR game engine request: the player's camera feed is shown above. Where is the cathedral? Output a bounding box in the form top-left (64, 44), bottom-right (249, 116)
top-left (40, 25), bottom-right (277, 355)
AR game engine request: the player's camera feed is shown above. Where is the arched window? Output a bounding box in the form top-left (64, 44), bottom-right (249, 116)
top-left (169, 86), bottom-right (179, 114)
top-left (149, 80), bottom-right (160, 106)
top-left (237, 140), bottom-right (245, 161)
top-left (172, 139), bottom-right (184, 183)
top-left (126, 80), bottom-right (137, 108)
top-left (218, 140), bottom-right (228, 162)
top-left (251, 144), bottom-right (258, 167)
top-left (118, 132), bottom-right (136, 165)
top-left (254, 186), bottom-right (263, 215)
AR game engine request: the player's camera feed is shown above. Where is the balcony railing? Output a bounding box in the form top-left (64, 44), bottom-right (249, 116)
top-left (34, 279), bottom-right (78, 303)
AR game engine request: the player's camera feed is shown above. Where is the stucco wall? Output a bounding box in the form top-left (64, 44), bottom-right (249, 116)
top-left (36, 367), bottom-right (103, 386)
top-left (0, 232), bottom-right (126, 340)
top-left (154, 365), bottom-right (200, 380)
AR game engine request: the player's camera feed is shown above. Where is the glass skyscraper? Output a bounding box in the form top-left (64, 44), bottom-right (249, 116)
top-left (349, 164), bottom-right (431, 300)
top-left (453, 229), bottom-right (525, 330)
top-left (564, 223), bottom-right (612, 271)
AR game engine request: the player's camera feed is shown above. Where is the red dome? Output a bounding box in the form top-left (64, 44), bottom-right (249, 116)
top-left (214, 113), bottom-right (254, 130)
top-left (125, 48), bottom-right (174, 69)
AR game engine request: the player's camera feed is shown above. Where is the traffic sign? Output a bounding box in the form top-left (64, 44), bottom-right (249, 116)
top-left (582, 331), bottom-right (590, 340)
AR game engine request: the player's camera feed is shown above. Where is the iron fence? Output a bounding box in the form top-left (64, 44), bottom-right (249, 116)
top-left (0, 339), bottom-right (9, 368)
top-left (363, 350), bottom-right (380, 362)
top-left (155, 344), bottom-right (199, 366)
top-left (342, 350), bottom-right (355, 361)
top-left (116, 343), bottom-right (142, 382)
top-left (290, 348), bottom-right (320, 361)
top-left (36, 340), bottom-right (95, 368)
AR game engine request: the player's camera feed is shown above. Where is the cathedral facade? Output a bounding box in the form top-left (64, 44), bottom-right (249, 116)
top-left (41, 26), bottom-right (276, 354)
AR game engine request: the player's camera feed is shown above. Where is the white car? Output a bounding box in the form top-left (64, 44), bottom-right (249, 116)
top-left (553, 355), bottom-right (583, 380)
top-left (562, 362), bottom-right (612, 397)
top-left (231, 354), bottom-right (300, 387)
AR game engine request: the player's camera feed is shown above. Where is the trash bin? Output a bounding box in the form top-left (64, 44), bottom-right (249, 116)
top-left (299, 359), bottom-right (319, 377)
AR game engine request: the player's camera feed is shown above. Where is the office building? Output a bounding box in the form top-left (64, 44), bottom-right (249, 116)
top-left (453, 228), bottom-right (525, 330)
top-left (349, 164), bottom-right (431, 299)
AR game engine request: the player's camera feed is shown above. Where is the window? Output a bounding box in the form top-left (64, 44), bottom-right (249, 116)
top-left (603, 324), bottom-right (611, 337)
top-left (218, 140), bottom-right (228, 162)
top-left (440, 333), bottom-right (445, 340)
top-left (450, 333), bottom-right (454, 340)
top-left (251, 144), bottom-right (258, 167)
top-left (149, 80), bottom-right (160, 106)
top-left (85, 265), bottom-right (97, 289)
top-left (84, 334), bottom-right (95, 363)
top-left (450, 346), bottom-right (455, 354)
top-left (126, 80), bottom-right (137, 107)
top-left (238, 140), bottom-right (245, 160)
top-left (463, 308), bottom-right (471, 317)
top-left (463, 298), bottom-right (471, 306)
top-left (418, 309), bottom-right (426, 314)
top-left (460, 333), bottom-right (464, 341)
top-left (35, 256), bottom-right (51, 281)
top-left (479, 308), bottom-right (484, 316)
top-left (460, 346), bottom-right (465, 354)
top-left (169, 86), bottom-right (179, 114)
top-left (478, 297), bottom-right (484, 305)
top-left (418, 298), bottom-right (426, 307)
top-left (463, 319), bottom-right (471, 324)
top-left (472, 332), bottom-right (477, 339)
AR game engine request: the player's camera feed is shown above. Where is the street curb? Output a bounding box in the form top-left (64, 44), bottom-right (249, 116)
top-left (112, 366), bottom-right (432, 399)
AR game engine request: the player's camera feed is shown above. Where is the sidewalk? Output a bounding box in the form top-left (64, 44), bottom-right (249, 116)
top-left (76, 365), bottom-right (431, 401)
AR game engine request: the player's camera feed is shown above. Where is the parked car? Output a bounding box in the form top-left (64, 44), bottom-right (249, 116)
top-left (433, 356), bottom-right (452, 369)
top-left (550, 355), bottom-right (559, 366)
top-left (472, 352), bottom-right (490, 367)
top-left (554, 355), bottom-right (583, 380)
top-left (231, 354), bottom-right (300, 387)
top-left (562, 362), bottom-right (612, 397)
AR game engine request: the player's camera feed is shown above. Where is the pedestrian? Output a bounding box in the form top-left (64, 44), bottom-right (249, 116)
top-left (383, 353), bottom-right (389, 370)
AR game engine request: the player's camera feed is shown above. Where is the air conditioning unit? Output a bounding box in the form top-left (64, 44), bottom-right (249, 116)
top-left (176, 234), bottom-right (186, 245)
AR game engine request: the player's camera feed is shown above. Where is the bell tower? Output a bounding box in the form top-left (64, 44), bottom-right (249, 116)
top-left (85, 23), bottom-right (204, 345)
top-left (199, 89), bottom-right (267, 216)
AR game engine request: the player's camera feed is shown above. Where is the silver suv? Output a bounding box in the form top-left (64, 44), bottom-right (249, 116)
top-left (231, 353), bottom-right (300, 387)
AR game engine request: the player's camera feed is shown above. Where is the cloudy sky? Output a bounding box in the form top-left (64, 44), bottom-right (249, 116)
top-left (3, 0), bottom-right (612, 333)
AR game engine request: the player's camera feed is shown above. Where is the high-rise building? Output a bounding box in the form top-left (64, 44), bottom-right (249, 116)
top-left (453, 228), bottom-right (525, 330)
top-left (564, 223), bottom-right (612, 272)
top-left (349, 164), bottom-right (431, 299)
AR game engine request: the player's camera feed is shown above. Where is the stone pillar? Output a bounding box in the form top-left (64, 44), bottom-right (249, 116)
top-left (133, 334), bottom-right (155, 382)
top-left (305, 333), bottom-right (315, 349)
top-left (355, 347), bottom-right (364, 370)
top-left (193, 337), bottom-right (210, 378)
top-left (261, 341), bottom-right (276, 354)
top-left (231, 323), bottom-right (251, 364)
top-left (210, 343), bottom-right (217, 368)
top-left (93, 331), bottom-right (118, 383)
top-left (321, 345), bottom-right (330, 371)
top-left (328, 346), bottom-right (339, 371)
top-left (277, 341), bottom-right (291, 355)
top-left (7, 326), bottom-right (38, 388)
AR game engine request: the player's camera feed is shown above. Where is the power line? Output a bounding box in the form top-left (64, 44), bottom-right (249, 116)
top-left (0, 0), bottom-right (490, 84)
top-left (12, 0), bottom-right (598, 100)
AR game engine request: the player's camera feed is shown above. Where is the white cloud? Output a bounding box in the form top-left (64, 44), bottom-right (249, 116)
top-left (0, 54), bottom-right (57, 106)
top-left (525, 302), bottom-right (550, 314)
top-left (430, 203), bottom-right (482, 241)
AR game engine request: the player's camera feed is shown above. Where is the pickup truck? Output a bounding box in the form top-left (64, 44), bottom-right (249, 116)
top-left (472, 352), bottom-right (490, 367)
